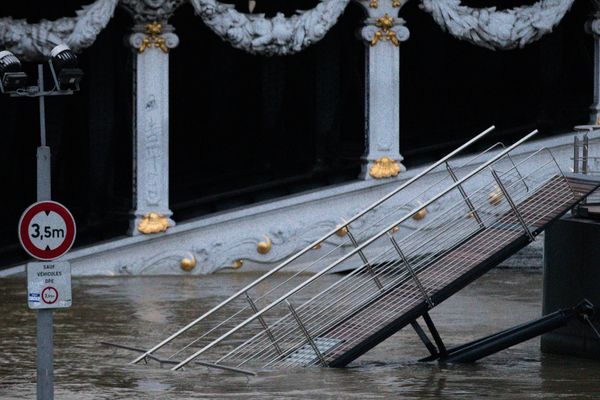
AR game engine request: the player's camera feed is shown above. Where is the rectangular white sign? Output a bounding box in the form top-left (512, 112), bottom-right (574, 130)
top-left (27, 261), bottom-right (72, 309)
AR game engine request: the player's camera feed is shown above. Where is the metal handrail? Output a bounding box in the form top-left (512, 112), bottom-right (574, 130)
top-left (130, 125), bottom-right (496, 365)
top-left (170, 129), bottom-right (538, 371)
top-left (218, 148), bottom-right (562, 366)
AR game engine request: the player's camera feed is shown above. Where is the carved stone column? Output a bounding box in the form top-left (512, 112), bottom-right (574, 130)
top-left (357, 0), bottom-right (410, 180)
top-left (586, 5), bottom-right (600, 125)
top-left (127, 20), bottom-right (179, 235)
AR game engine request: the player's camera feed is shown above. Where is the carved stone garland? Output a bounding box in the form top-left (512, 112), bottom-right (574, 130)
top-left (0, 0), bottom-right (119, 61)
top-left (419, 0), bottom-right (575, 51)
top-left (189, 0), bottom-right (350, 56)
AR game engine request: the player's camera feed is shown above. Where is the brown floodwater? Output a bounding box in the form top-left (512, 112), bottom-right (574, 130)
top-left (1, 269), bottom-right (599, 399)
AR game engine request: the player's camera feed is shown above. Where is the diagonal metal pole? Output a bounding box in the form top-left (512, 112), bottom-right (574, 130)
top-left (245, 292), bottom-right (283, 356)
top-left (446, 162), bottom-right (484, 227)
top-left (490, 168), bottom-right (535, 242)
top-left (286, 301), bottom-right (327, 366)
top-left (346, 229), bottom-right (384, 290)
top-left (387, 233), bottom-right (434, 308)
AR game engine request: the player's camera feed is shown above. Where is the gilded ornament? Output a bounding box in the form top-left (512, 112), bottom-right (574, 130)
top-left (232, 259), bottom-right (244, 269)
top-left (180, 255), bottom-right (197, 272)
top-left (336, 225), bottom-right (349, 237)
top-left (390, 226), bottom-right (400, 233)
top-left (412, 207), bottom-right (427, 221)
top-left (370, 14), bottom-right (400, 47)
top-left (138, 212), bottom-right (169, 234)
top-left (488, 187), bottom-right (503, 206)
top-left (138, 21), bottom-right (169, 53)
top-left (313, 243), bottom-right (322, 250)
top-left (392, 0), bottom-right (401, 7)
top-left (369, 0), bottom-right (378, 8)
top-left (369, 156), bottom-right (401, 179)
top-left (257, 235), bottom-right (272, 255)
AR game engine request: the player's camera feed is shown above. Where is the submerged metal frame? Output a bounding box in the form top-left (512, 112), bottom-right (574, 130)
top-left (127, 127), bottom-right (600, 375)
top-left (130, 125), bottom-right (497, 366)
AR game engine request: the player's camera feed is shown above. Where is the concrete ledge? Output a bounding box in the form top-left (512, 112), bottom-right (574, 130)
top-left (1, 129), bottom-right (597, 277)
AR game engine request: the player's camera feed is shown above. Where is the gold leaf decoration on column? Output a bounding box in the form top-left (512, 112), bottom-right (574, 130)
top-left (369, 156), bottom-right (401, 179)
top-left (138, 212), bottom-right (170, 234)
top-left (138, 21), bottom-right (169, 53)
top-left (370, 14), bottom-right (400, 46)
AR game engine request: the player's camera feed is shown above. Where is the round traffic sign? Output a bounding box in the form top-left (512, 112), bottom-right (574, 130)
top-left (18, 201), bottom-right (76, 261)
top-left (41, 286), bottom-right (59, 305)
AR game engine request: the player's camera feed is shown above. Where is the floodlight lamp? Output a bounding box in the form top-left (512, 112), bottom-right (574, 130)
top-left (0, 50), bottom-right (28, 92)
top-left (49, 44), bottom-right (83, 91)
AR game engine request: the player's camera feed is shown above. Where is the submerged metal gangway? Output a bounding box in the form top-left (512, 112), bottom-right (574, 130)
top-left (125, 127), bottom-right (600, 374)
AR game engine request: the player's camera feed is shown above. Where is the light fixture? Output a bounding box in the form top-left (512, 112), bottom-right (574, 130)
top-left (0, 50), bottom-right (28, 92)
top-left (49, 44), bottom-right (83, 91)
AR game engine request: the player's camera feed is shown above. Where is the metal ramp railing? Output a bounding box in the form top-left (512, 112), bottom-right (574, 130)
top-left (124, 128), bottom-right (600, 374)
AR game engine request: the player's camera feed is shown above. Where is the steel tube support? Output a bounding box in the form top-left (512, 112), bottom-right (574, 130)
top-left (422, 312), bottom-right (447, 357)
top-left (445, 162), bottom-right (484, 227)
top-left (387, 233), bottom-right (434, 308)
top-left (245, 293), bottom-right (283, 356)
top-left (347, 229), bottom-right (383, 290)
top-left (411, 320), bottom-right (439, 357)
top-left (286, 301), bottom-right (327, 366)
top-left (490, 169), bottom-right (535, 242)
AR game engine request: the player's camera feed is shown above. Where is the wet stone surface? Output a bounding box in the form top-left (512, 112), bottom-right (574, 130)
top-left (1, 270), bottom-right (599, 399)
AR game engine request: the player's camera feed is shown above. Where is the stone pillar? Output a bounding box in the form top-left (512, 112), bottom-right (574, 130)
top-left (586, 7), bottom-right (600, 125)
top-left (127, 21), bottom-right (178, 235)
top-left (358, 0), bottom-right (409, 180)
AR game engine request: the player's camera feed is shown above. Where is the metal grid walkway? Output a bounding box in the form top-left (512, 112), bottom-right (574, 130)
top-left (127, 128), bottom-right (600, 374)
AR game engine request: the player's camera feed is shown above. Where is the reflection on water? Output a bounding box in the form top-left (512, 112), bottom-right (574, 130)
top-left (1, 270), bottom-right (599, 399)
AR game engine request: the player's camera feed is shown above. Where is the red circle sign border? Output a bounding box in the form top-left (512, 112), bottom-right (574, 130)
top-left (18, 201), bottom-right (76, 261)
top-left (41, 286), bottom-right (59, 305)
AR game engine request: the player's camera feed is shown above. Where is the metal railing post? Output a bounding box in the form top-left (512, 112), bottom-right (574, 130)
top-left (286, 301), bottom-right (327, 366)
top-left (245, 292), bottom-right (283, 356)
top-left (387, 233), bottom-right (434, 308)
top-left (346, 229), bottom-right (384, 290)
top-left (445, 162), bottom-right (484, 227)
top-left (490, 169), bottom-right (535, 242)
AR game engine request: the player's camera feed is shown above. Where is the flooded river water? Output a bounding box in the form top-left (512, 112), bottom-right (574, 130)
top-left (1, 269), bottom-right (599, 399)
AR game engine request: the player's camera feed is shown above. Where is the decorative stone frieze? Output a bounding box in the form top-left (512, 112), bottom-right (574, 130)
top-left (120, 0), bottom-right (186, 23)
top-left (0, 0), bottom-right (119, 61)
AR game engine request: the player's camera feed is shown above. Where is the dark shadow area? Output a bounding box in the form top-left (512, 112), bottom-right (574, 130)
top-left (400, 0), bottom-right (593, 167)
top-left (0, 0), bottom-right (595, 269)
top-left (169, 2), bottom-right (366, 220)
top-left (0, 2), bottom-right (132, 267)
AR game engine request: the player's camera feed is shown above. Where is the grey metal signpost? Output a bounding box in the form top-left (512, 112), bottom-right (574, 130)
top-left (36, 64), bottom-right (54, 400)
top-left (2, 47), bottom-right (82, 399)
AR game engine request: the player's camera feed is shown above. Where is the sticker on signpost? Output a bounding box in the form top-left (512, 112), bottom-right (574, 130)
top-left (18, 201), bottom-right (76, 261)
top-left (27, 261), bottom-right (72, 309)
